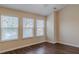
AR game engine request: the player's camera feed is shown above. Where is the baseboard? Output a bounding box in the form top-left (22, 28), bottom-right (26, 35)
top-left (47, 40), bottom-right (56, 44)
top-left (0, 41), bottom-right (45, 53)
top-left (59, 42), bottom-right (79, 48)
top-left (48, 41), bottom-right (79, 48)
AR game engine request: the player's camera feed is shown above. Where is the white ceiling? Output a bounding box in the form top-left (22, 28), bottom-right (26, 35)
top-left (0, 4), bottom-right (67, 16)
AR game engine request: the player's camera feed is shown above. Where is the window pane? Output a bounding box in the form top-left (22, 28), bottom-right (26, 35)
top-left (36, 28), bottom-right (44, 36)
top-left (36, 20), bottom-right (44, 28)
top-left (23, 28), bottom-right (33, 38)
top-left (1, 28), bottom-right (18, 41)
top-left (1, 15), bottom-right (18, 41)
top-left (23, 17), bottom-right (34, 28)
top-left (1, 15), bottom-right (18, 28)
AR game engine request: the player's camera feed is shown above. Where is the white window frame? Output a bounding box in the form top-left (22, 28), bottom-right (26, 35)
top-left (36, 19), bottom-right (45, 37)
top-left (23, 17), bottom-right (34, 39)
top-left (0, 14), bottom-right (19, 42)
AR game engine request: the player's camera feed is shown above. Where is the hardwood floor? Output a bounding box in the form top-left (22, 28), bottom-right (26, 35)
top-left (2, 42), bottom-right (79, 54)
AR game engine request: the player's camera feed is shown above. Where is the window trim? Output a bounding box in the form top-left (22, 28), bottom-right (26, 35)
top-left (0, 15), bottom-right (1, 42)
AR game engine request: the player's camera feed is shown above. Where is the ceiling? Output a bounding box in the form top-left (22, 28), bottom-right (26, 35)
top-left (0, 4), bottom-right (67, 16)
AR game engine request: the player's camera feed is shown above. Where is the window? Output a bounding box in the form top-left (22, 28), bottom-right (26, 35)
top-left (36, 19), bottom-right (45, 36)
top-left (1, 15), bottom-right (19, 41)
top-left (23, 17), bottom-right (34, 38)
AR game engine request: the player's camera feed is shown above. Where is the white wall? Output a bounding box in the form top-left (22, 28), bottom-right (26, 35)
top-left (47, 12), bottom-right (55, 43)
top-left (59, 5), bottom-right (79, 47)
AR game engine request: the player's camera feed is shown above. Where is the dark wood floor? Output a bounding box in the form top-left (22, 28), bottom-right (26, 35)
top-left (2, 42), bottom-right (79, 54)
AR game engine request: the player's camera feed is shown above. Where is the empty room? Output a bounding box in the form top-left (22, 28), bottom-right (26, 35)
top-left (0, 4), bottom-right (79, 54)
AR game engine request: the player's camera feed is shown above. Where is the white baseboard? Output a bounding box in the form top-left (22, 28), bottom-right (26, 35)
top-left (59, 42), bottom-right (79, 48)
top-left (47, 40), bottom-right (56, 44)
top-left (0, 41), bottom-right (45, 53)
top-left (48, 41), bottom-right (79, 48)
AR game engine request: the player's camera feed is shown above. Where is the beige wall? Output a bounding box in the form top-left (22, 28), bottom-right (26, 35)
top-left (54, 11), bottom-right (60, 43)
top-left (59, 5), bottom-right (79, 47)
top-left (0, 7), bottom-right (46, 53)
top-left (47, 12), bottom-right (55, 43)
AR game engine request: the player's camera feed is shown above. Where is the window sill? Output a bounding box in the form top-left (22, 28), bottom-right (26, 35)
top-left (23, 37), bottom-right (34, 40)
top-left (0, 39), bottom-right (19, 43)
top-left (36, 36), bottom-right (45, 38)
